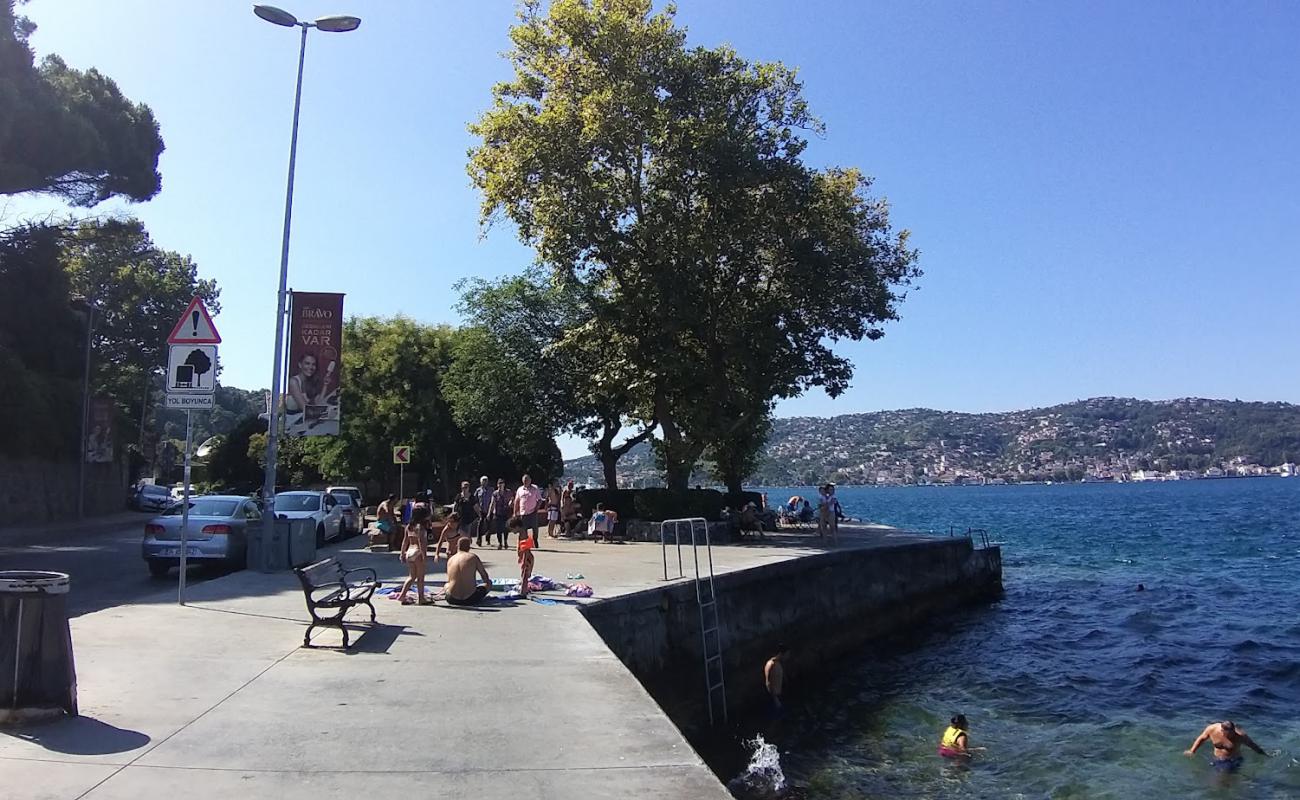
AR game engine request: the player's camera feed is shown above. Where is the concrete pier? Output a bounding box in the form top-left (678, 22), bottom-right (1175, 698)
top-left (0, 524), bottom-right (999, 799)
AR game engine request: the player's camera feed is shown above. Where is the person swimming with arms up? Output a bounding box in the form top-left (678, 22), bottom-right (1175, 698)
top-left (1184, 720), bottom-right (1269, 772)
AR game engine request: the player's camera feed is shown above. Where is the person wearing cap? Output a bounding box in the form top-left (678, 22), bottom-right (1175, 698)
top-left (1185, 720), bottom-right (1268, 771)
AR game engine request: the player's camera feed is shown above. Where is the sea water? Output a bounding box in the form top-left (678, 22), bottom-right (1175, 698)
top-left (726, 479), bottom-right (1300, 798)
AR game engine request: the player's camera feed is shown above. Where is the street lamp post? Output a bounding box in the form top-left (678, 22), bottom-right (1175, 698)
top-left (254, 5), bottom-right (359, 551)
top-left (74, 301), bottom-right (95, 520)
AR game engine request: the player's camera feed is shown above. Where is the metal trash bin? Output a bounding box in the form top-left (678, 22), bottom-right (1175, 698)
top-left (0, 571), bottom-right (77, 724)
top-left (247, 521), bottom-right (289, 573)
top-left (285, 518), bottom-right (317, 567)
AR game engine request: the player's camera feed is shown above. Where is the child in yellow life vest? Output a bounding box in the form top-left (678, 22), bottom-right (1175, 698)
top-left (939, 714), bottom-right (972, 758)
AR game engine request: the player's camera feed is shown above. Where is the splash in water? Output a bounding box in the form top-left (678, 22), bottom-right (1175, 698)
top-left (729, 735), bottom-right (787, 797)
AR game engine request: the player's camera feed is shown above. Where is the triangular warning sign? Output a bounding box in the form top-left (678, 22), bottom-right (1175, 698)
top-left (167, 297), bottom-right (222, 344)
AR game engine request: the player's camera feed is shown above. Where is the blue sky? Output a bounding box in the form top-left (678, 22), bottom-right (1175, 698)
top-left (12, 1), bottom-right (1300, 457)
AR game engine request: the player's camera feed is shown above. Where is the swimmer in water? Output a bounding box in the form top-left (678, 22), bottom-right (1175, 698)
top-left (939, 714), bottom-right (973, 758)
top-left (1184, 720), bottom-right (1268, 772)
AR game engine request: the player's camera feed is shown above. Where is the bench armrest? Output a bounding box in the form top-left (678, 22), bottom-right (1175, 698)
top-left (307, 582), bottom-right (347, 601)
top-left (342, 566), bottom-right (378, 584)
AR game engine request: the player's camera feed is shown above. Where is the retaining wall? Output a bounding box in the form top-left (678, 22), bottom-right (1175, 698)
top-left (0, 456), bottom-right (129, 527)
top-left (581, 536), bottom-right (1002, 733)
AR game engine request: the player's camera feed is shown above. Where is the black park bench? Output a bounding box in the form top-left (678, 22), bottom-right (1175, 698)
top-left (293, 558), bottom-right (380, 648)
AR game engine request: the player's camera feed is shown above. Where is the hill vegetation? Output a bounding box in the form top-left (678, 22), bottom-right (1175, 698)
top-left (562, 398), bottom-right (1300, 486)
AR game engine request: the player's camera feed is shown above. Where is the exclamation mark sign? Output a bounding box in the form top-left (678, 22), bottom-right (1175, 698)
top-left (191, 310), bottom-right (200, 336)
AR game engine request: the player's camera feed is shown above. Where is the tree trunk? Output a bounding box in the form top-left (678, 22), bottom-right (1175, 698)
top-left (600, 450), bottom-right (619, 489)
top-left (595, 415), bottom-right (658, 489)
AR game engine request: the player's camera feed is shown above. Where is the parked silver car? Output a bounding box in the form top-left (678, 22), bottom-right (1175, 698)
top-left (329, 491), bottom-right (362, 536)
top-left (132, 483), bottom-right (174, 512)
top-left (274, 490), bottom-right (345, 546)
top-left (142, 495), bottom-right (260, 577)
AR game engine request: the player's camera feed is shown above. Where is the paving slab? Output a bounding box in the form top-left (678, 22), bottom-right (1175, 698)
top-left (2, 523), bottom-right (928, 798)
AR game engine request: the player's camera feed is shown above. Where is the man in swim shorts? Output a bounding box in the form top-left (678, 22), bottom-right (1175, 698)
top-left (444, 538), bottom-right (492, 606)
top-left (1184, 720), bottom-right (1268, 771)
top-left (764, 644), bottom-right (789, 716)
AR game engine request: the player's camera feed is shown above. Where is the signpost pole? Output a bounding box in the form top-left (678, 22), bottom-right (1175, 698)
top-left (399, 462), bottom-right (405, 503)
top-left (179, 410), bottom-right (192, 605)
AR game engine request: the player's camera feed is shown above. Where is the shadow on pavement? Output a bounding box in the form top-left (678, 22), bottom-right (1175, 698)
top-left (344, 624), bottom-right (418, 654)
top-left (2, 715), bottom-right (150, 755)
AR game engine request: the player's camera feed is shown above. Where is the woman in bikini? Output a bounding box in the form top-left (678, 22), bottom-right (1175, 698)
top-left (432, 512), bottom-right (461, 562)
top-left (397, 505), bottom-right (432, 605)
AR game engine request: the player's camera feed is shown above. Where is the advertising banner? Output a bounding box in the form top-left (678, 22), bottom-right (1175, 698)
top-left (85, 397), bottom-right (114, 463)
top-left (285, 292), bottom-right (344, 437)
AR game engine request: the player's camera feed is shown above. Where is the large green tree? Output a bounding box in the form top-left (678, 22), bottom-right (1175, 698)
top-left (0, 1), bottom-right (164, 205)
top-left (0, 224), bottom-right (84, 457)
top-left (304, 316), bottom-right (560, 499)
top-left (60, 218), bottom-right (219, 465)
top-left (469, 0), bottom-right (919, 490)
top-left (447, 273), bottom-right (654, 487)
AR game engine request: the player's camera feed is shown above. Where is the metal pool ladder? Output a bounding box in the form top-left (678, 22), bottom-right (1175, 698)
top-left (660, 517), bottom-right (728, 726)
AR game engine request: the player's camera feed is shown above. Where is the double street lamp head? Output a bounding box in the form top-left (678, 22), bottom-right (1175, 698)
top-left (253, 5), bottom-right (361, 32)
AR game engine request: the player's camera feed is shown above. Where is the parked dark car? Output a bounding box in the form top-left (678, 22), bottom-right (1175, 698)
top-left (142, 495), bottom-right (260, 577)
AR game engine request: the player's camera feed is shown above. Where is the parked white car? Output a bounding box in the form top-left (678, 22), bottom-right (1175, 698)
top-left (326, 485), bottom-right (365, 534)
top-left (328, 491), bottom-right (362, 536)
top-left (273, 490), bottom-right (345, 546)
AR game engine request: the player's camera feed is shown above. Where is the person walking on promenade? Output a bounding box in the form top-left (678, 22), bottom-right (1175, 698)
top-left (764, 644), bottom-right (789, 716)
top-left (432, 512), bottom-right (461, 562)
top-left (474, 475), bottom-right (493, 546)
top-left (544, 479), bottom-right (563, 538)
top-left (560, 479), bottom-right (577, 535)
top-left (453, 481), bottom-right (477, 539)
top-left (488, 478), bottom-right (511, 549)
top-left (443, 537), bottom-right (493, 606)
top-left (377, 493), bottom-right (400, 551)
top-left (1185, 720), bottom-right (1269, 772)
top-left (396, 505), bottom-right (432, 605)
top-left (513, 473), bottom-right (543, 549)
top-left (817, 483), bottom-right (838, 542)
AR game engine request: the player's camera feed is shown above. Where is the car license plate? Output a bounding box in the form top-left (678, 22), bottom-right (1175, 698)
top-left (159, 548), bottom-right (203, 558)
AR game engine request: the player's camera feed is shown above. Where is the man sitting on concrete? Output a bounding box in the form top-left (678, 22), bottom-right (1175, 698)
top-left (443, 537), bottom-right (492, 606)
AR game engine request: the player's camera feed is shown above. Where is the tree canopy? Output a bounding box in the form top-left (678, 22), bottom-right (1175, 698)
top-left (469, 0), bottom-right (920, 489)
top-left (448, 272), bottom-right (654, 487)
top-left (0, 0), bottom-right (164, 205)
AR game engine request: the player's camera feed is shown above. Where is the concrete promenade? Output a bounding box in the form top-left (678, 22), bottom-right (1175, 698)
top-left (2, 524), bottom-right (930, 799)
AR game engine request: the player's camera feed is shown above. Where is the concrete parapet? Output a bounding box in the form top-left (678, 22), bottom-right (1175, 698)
top-left (582, 535), bottom-right (1002, 733)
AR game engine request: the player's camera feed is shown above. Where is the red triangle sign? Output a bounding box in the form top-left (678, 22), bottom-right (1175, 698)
top-left (167, 297), bottom-right (222, 344)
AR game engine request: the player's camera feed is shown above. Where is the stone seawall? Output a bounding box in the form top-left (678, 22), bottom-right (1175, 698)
top-left (581, 535), bottom-right (1002, 733)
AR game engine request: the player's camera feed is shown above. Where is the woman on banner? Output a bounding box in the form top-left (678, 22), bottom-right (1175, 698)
top-left (285, 351), bottom-right (329, 414)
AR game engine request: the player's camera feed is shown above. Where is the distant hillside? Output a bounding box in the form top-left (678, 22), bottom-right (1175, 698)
top-left (562, 397), bottom-right (1300, 486)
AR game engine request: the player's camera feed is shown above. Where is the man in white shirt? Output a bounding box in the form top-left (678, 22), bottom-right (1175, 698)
top-left (513, 473), bottom-right (543, 548)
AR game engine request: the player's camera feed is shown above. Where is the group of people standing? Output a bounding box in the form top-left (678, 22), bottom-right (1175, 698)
top-left (373, 473), bottom-right (585, 606)
top-left (778, 483), bottom-right (844, 540)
